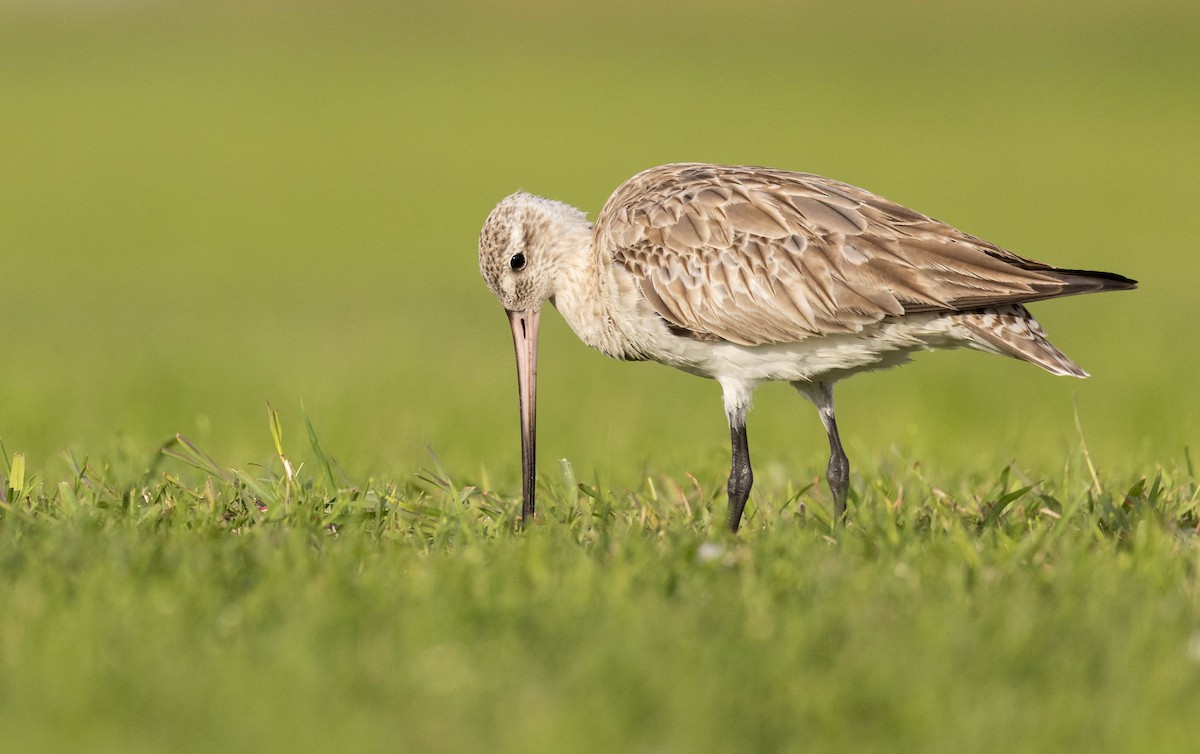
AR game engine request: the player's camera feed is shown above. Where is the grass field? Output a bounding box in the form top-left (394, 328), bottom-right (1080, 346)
top-left (2, 0), bottom-right (1199, 751)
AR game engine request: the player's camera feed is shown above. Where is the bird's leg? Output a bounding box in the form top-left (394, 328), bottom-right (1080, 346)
top-left (726, 409), bottom-right (754, 533)
top-left (823, 411), bottom-right (850, 526)
top-left (795, 381), bottom-right (851, 525)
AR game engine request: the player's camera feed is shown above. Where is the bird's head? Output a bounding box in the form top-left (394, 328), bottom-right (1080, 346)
top-left (478, 191), bottom-right (591, 526)
top-left (478, 191), bottom-right (587, 312)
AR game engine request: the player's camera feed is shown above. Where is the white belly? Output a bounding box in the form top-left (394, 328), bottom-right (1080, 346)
top-left (641, 313), bottom-right (969, 385)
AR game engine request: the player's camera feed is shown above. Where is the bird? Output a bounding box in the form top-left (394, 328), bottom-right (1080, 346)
top-left (477, 163), bottom-right (1136, 532)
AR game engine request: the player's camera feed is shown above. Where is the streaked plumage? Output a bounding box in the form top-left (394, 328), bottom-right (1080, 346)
top-left (479, 163), bottom-right (1136, 531)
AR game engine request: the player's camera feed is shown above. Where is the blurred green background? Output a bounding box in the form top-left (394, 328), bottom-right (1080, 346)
top-left (1, 0), bottom-right (1195, 493)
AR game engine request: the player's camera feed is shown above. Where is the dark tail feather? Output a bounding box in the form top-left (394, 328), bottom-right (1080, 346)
top-left (1046, 268), bottom-right (1138, 296)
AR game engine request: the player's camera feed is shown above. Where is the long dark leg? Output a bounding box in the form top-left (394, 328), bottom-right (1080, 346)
top-left (726, 411), bottom-right (754, 533)
top-left (823, 412), bottom-right (850, 525)
top-left (796, 382), bottom-right (851, 525)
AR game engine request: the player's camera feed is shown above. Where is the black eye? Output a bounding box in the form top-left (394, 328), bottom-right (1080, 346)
top-left (510, 252), bottom-right (526, 271)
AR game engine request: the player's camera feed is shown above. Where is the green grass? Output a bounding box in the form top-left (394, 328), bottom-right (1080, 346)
top-left (1, 0), bottom-right (1199, 750)
top-left (2, 423), bottom-right (1200, 753)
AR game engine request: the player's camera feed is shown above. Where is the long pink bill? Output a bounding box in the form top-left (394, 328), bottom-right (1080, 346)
top-left (506, 307), bottom-right (540, 526)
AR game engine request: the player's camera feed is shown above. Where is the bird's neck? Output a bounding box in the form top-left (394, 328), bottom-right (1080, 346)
top-left (545, 214), bottom-right (638, 361)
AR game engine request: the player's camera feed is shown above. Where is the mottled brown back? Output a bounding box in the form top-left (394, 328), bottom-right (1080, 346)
top-left (595, 163), bottom-right (1135, 346)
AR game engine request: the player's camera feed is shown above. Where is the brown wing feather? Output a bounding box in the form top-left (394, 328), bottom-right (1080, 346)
top-left (595, 163), bottom-right (1134, 347)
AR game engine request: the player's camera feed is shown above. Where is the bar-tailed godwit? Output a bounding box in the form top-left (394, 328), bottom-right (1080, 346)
top-left (478, 163), bottom-right (1136, 531)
